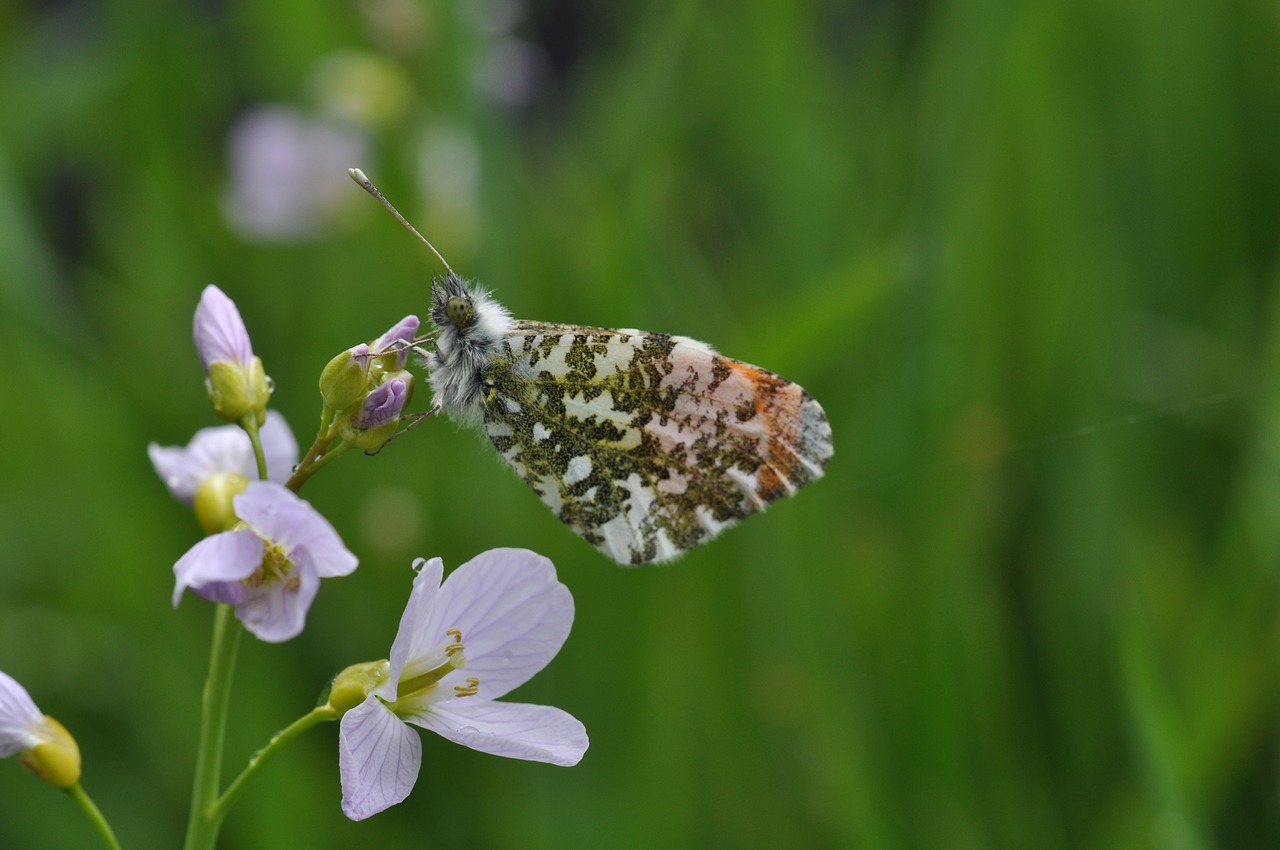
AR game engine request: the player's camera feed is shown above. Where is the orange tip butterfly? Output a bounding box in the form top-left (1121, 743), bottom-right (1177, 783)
top-left (350, 169), bottom-right (833, 565)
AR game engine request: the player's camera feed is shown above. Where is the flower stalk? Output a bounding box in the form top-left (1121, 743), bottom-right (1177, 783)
top-left (182, 604), bottom-right (243, 850)
top-left (66, 783), bottom-right (122, 850)
top-left (212, 705), bottom-right (336, 822)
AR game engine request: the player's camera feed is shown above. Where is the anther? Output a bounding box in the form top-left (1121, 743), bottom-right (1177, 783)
top-left (444, 628), bottom-right (465, 657)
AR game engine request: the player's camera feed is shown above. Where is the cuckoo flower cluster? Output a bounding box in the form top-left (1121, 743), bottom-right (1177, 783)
top-left (154, 286), bottom-right (362, 642)
top-left (158, 284), bottom-right (585, 761)
top-left (0, 282), bottom-right (587, 850)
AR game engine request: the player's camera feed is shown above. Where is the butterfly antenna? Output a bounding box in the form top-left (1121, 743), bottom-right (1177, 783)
top-left (348, 167), bottom-right (454, 276)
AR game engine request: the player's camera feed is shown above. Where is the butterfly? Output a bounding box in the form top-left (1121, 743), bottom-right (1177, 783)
top-left (351, 169), bottom-right (833, 565)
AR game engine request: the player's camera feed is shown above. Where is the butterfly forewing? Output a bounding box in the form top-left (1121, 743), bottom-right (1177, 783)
top-left (478, 321), bottom-right (832, 565)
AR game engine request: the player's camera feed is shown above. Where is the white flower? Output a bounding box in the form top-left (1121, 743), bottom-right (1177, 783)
top-left (173, 481), bottom-right (358, 642)
top-left (338, 549), bottom-right (586, 820)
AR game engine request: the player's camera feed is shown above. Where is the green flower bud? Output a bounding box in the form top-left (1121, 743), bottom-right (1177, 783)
top-left (206, 356), bottom-right (271, 424)
top-left (320, 345), bottom-right (372, 412)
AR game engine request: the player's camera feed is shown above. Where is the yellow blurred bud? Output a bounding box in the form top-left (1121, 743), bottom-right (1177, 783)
top-left (17, 716), bottom-right (81, 789)
top-left (193, 471), bottom-right (251, 534)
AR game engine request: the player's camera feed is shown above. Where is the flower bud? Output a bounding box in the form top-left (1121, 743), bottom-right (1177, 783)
top-left (346, 376), bottom-right (411, 451)
top-left (320, 344), bottom-right (375, 412)
top-left (194, 285), bottom-right (272, 424)
top-left (205, 356), bottom-right (271, 424)
top-left (371, 316), bottom-right (420, 370)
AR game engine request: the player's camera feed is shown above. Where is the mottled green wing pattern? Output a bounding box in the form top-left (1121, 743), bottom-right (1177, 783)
top-left (478, 321), bottom-right (832, 565)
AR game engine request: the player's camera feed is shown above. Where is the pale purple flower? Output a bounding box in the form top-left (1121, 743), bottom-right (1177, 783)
top-left (223, 105), bottom-right (370, 241)
top-left (339, 549), bottom-right (586, 820)
top-left (0, 671), bottom-right (47, 758)
top-left (173, 481), bottom-right (357, 642)
top-left (148, 410), bottom-right (298, 506)
top-left (194, 284), bottom-right (254, 374)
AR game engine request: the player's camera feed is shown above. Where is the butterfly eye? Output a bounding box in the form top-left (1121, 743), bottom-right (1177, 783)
top-left (446, 295), bottom-right (473, 329)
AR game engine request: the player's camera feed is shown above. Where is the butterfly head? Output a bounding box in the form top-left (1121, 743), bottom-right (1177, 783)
top-left (429, 272), bottom-right (511, 345)
top-left (430, 272), bottom-right (475, 332)
top-left (426, 272), bottom-right (513, 420)
top-left (445, 294), bottom-right (474, 329)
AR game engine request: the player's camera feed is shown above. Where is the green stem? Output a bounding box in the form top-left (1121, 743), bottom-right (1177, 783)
top-left (285, 409), bottom-right (338, 493)
top-left (285, 440), bottom-right (354, 493)
top-left (65, 783), bottom-right (121, 850)
top-left (239, 415), bottom-right (268, 481)
top-left (182, 605), bottom-right (243, 850)
top-left (212, 706), bottom-right (336, 822)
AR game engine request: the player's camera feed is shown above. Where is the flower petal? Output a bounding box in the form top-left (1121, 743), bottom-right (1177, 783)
top-left (234, 482), bottom-right (357, 578)
top-left (339, 697), bottom-right (421, 821)
top-left (258, 411), bottom-right (300, 485)
top-left (193, 284), bottom-right (254, 370)
top-left (0, 671), bottom-right (43, 757)
top-left (172, 529), bottom-right (263, 607)
top-left (409, 699), bottom-right (587, 766)
top-left (418, 549), bottom-right (573, 700)
top-left (384, 558), bottom-right (446, 693)
top-left (148, 411), bottom-right (298, 504)
top-left (356, 379), bottom-right (407, 429)
top-left (234, 562), bottom-right (321, 642)
top-left (373, 315), bottom-right (420, 367)
top-left (148, 428), bottom-right (249, 506)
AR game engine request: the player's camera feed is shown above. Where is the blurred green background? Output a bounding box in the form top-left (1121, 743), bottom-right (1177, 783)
top-left (1, 0), bottom-right (1278, 847)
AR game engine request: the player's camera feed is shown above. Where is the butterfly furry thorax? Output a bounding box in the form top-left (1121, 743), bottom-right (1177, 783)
top-left (424, 271), bottom-right (833, 566)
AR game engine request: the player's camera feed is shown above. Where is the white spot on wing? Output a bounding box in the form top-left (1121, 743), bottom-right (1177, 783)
top-left (532, 422), bottom-right (552, 441)
top-left (564, 454), bottom-right (592, 484)
top-left (535, 477), bottom-right (563, 514)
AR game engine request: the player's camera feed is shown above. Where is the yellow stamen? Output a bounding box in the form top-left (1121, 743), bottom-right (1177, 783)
top-left (453, 677), bottom-right (480, 698)
top-left (246, 543), bottom-right (292, 589)
top-left (396, 628), bottom-right (469, 698)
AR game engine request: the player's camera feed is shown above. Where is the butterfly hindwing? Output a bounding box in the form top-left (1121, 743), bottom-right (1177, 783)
top-left (477, 320), bottom-right (832, 565)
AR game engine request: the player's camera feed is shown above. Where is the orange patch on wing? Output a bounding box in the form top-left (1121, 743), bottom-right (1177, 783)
top-left (725, 359), bottom-right (814, 499)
